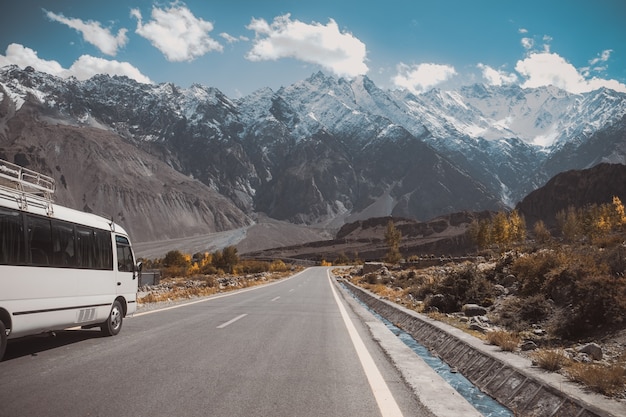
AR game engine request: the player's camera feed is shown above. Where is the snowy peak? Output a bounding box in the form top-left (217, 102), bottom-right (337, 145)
top-left (1, 65), bottom-right (625, 230)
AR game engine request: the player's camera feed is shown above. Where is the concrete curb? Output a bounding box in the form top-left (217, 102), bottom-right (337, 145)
top-left (334, 277), bottom-right (482, 417)
top-left (340, 280), bottom-right (626, 417)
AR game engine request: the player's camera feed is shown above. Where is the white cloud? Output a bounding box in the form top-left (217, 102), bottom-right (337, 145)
top-left (521, 37), bottom-right (534, 50)
top-left (68, 56), bottom-right (152, 83)
top-left (245, 14), bottom-right (368, 78)
top-left (220, 33), bottom-right (238, 43)
top-left (131, 3), bottom-right (222, 62)
top-left (515, 52), bottom-right (626, 93)
top-left (518, 28), bottom-right (528, 34)
top-left (589, 49), bottom-right (612, 66)
top-left (392, 62), bottom-right (456, 94)
top-left (477, 63), bottom-right (518, 86)
top-left (45, 10), bottom-right (127, 56)
top-left (0, 43), bottom-right (66, 76)
top-left (0, 43), bottom-right (152, 84)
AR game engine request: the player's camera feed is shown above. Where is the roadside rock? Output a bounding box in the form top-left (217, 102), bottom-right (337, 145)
top-left (462, 303), bottom-right (488, 317)
top-left (521, 340), bottom-right (538, 351)
top-left (578, 343), bottom-right (603, 361)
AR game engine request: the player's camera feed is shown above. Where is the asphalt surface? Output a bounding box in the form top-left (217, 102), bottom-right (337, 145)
top-left (0, 267), bottom-right (431, 417)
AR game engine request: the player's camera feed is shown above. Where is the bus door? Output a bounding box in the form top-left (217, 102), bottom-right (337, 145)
top-left (115, 235), bottom-right (138, 302)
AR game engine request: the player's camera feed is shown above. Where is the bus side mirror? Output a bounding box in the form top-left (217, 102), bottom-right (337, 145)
top-left (133, 261), bottom-right (143, 280)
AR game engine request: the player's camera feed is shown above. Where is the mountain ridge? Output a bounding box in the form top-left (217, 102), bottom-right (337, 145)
top-left (1, 65), bottom-right (625, 251)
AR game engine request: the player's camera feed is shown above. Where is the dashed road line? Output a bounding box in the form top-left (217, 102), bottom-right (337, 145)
top-left (217, 314), bottom-right (248, 329)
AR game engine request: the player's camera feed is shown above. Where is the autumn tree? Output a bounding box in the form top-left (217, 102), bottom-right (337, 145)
top-left (556, 206), bottom-right (583, 242)
top-left (384, 219), bottom-right (402, 264)
top-left (533, 220), bottom-right (552, 243)
top-left (163, 250), bottom-right (188, 267)
top-left (469, 210), bottom-right (527, 249)
top-left (492, 212), bottom-right (510, 245)
top-left (556, 197), bottom-right (626, 243)
top-left (468, 219), bottom-right (491, 249)
top-left (612, 196), bottom-right (626, 228)
top-left (509, 210), bottom-right (527, 242)
top-left (212, 246), bottom-right (239, 273)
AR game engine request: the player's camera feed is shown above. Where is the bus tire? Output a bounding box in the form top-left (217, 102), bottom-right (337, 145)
top-left (101, 300), bottom-right (123, 336)
top-left (0, 321), bottom-right (7, 361)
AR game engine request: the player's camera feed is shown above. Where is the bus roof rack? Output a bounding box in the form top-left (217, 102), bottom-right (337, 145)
top-left (0, 158), bottom-right (55, 215)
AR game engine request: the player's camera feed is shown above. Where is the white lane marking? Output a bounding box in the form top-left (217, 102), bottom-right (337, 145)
top-left (327, 271), bottom-right (404, 417)
top-left (289, 289), bottom-right (295, 293)
top-left (271, 296), bottom-right (280, 302)
top-left (133, 269), bottom-right (307, 317)
top-left (217, 314), bottom-right (248, 329)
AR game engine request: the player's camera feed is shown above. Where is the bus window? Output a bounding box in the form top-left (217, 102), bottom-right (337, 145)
top-left (0, 207), bottom-right (24, 265)
top-left (26, 215), bottom-right (52, 266)
top-left (51, 220), bottom-right (75, 267)
top-left (94, 229), bottom-right (113, 270)
top-left (116, 236), bottom-right (133, 272)
top-left (76, 226), bottom-right (94, 269)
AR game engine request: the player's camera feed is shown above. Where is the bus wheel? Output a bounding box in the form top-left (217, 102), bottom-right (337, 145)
top-left (0, 321), bottom-right (7, 361)
top-left (101, 301), bottom-right (123, 336)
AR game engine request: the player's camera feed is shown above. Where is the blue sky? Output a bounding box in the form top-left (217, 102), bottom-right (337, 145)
top-left (1, 0), bottom-right (625, 97)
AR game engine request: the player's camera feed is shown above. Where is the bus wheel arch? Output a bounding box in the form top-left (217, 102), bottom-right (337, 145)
top-left (0, 309), bottom-right (11, 334)
top-left (100, 300), bottom-right (124, 337)
top-left (116, 296), bottom-right (128, 317)
top-left (0, 311), bottom-right (9, 360)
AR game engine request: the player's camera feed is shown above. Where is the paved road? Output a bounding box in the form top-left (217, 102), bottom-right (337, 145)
top-left (0, 267), bottom-right (429, 417)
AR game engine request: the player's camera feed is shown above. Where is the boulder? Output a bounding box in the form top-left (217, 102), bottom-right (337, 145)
top-left (363, 262), bottom-right (385, 275)
top-left (521, 340), bottom-right (538, 351)
top-left (578, 343), bottom-right (603, 361)
top-left (462, 303), bottom-right (488, 317)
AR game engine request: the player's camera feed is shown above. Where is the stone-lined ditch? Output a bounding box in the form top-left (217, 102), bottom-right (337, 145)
top-left (341, 280), bottom-right (625, 417)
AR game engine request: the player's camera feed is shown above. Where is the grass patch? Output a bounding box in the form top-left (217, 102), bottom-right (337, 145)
top-left (566, 362), bottom-right (626, 396)
top-left (532, 349), bottom-right (570, 372)
top-left (485, 330), bottom-right (521, 351)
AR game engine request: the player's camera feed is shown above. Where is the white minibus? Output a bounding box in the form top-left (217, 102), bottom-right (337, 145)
top-left (0, 159), bottom-right (140, 360)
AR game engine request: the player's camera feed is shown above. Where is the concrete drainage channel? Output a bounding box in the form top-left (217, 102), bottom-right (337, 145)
top-left (341, 282), bottom-right (512, 417)
top-left (340, 280), bottom-right (626, 417)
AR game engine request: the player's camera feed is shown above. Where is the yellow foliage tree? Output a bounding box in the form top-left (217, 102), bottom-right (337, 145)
top-left (612, 196), bottom-right (626, 228)
top-left (384, 220), bottom-right (402, 264)
top-left (533, 220), bottom-right (552, 243)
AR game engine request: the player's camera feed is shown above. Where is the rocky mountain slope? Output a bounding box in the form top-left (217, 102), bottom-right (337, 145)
top-left (247, 163), bottom-right (626, 262)
top-left (516, 162), bottom-right (626, 229)
top-left (0, 81), bottom-right (253, 242)
top-left (1, 65), bottom-right (625, 249)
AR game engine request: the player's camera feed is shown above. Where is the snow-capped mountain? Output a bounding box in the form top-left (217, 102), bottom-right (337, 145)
top-left (0, 65), bottom-right (625, 243)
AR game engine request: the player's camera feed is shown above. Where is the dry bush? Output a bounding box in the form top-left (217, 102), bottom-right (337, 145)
top-left (269, 260), bottom-right (289, 272)
top-left (566, 362), bottom-right (626, 396)
top-left (368, 284), bottom-right (406, 300)
top-left (138, 285), bottom-right (219, 303)
top-left (511, 246), bottom-right (626, 339)
top-left (532, 349), bottom-right (570, 372)
top-left (493, 295), bottom-right (553, 332)
top-left (511, 250), bottom-right (563, 296)
top-left (486, 330), bottom-right (521, 352)
top-left (422, 264), bottom-right (496, 313)
top-left (546, 273), bottom-right (626, 339)
top-left (238, 260), bottom-right (271, 274)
